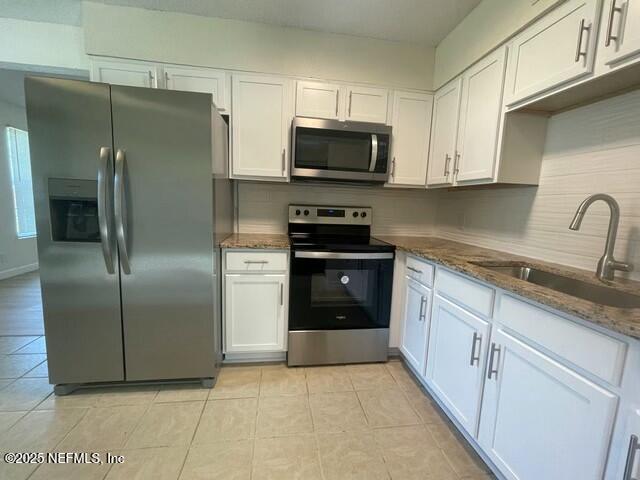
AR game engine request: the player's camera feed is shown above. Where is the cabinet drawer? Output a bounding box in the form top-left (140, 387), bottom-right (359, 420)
top-left (435, 268), bottom-right (494, 318)
top-left (405, 256), bottom-right (434, 287)
top-left (498, 294), bottom-right (627, 386)
top-left (226, 251), bottom-right (288, 272)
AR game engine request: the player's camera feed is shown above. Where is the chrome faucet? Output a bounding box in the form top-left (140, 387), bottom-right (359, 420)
top-left (569, 193), bottom-right (633, 281)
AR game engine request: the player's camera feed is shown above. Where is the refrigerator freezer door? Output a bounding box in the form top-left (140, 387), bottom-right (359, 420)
top-left (110, 86), bottom-right (216, 381)
top-left (25, 77), bottom-right (124, 385)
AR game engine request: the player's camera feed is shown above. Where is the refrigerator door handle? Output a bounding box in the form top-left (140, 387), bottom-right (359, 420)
top-left (98, 147), bottom-right (115, 274)
top-left (114, 148), bottom-right (131, 274)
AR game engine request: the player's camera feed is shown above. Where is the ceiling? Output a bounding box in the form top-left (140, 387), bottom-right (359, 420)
top-left (0, 0), bottom-right (481, 46)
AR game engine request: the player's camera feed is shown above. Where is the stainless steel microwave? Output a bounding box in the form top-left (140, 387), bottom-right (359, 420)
top-left (291, 117), bottom-right (392, 183)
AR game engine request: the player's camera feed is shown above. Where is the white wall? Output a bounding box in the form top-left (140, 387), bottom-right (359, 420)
top-left (433, 0), bottom-right (562, 88)
top-left (0, 99), bottom-right (38, 279)
top-left (237, 182), bottom-right (439, 237)
top-left (434, 90), bottom-right (640, 281)
top-left (0, 17), bottom-right (88, 71)
top-left (82, 2), bottom-right (435, 90)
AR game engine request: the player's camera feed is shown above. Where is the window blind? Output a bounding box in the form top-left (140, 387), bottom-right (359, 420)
top-left (6, 126), bottom-right (36, 238)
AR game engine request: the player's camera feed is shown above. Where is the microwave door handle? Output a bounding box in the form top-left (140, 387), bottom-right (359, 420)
top-left (369, 134), bottom-right (378, 172)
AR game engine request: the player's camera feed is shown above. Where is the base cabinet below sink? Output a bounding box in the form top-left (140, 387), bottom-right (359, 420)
top-left (425, 294), bottom-right (489, 437)
top-left (396, 260), bottom-right (635, 480)
top-left (478, 328), bottom-right (618, 480)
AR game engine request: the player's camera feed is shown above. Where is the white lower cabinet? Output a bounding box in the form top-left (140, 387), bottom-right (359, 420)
top-left (400, 277), bottom-right (431, 373)
top-left (478, 328), bottom-right (618, 480)
top-left (224, 273), bottom-right (286, 353)
top-left (425, 293), bottom-right (490, 436)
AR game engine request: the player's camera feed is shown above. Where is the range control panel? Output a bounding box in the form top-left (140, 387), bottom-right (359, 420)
top-left (288, 205), bottom-right (372, 225)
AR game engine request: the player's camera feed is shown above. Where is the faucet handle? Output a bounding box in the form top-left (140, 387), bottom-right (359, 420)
top-left (612, 261), bottom-right (633, 273)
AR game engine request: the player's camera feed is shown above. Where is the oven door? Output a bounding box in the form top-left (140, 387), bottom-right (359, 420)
top-left (291, 118), bottom-right (390, 182)
top-left (289, 251), bottom-right (394, 330)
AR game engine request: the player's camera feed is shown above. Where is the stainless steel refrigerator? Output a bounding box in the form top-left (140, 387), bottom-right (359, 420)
top-left (25, 77), bottom-right (233, 394)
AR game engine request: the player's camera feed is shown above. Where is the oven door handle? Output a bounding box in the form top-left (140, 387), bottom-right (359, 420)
top-left (369, 134), bottom-right (378, 172)
top-left (294, 251), bottom-right (394, 260)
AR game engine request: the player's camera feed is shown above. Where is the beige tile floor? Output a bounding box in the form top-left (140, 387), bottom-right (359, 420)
top-left (0, 337), bottom-right (496, 480)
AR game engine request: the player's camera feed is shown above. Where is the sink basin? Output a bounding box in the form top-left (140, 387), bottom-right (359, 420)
top-left (472, 263), bottom-right (640, 309)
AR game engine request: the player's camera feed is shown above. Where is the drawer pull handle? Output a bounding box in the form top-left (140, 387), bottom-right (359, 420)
top-left (487, 343), bottom-right (501, 380)
top-left (624, 434), bottom-right (640, 480)
top-left (407, 266), bottom-right (423, 275)
top-left (244, 260), bottom-right (269, 264)
top-left (469, 332), bottom-right (482, 366)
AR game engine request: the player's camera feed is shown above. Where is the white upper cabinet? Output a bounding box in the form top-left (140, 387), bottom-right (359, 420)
top-left (400, 277), bottom-right (431, 373)
top-left (345, 85), bottom-right (389, 123)
top-left (164, 66), bottom-right (229, 112)
top-left (295, 81), bottom-right (389, 123)
top-left (91, 59), bottom-right (159, 88)
top-left (425, 294), bottom-right (490, 436)
top-left (296, 81), bottom-right (341, 119)
top-left (388, 91), bottom-right (433, 186)
top-left (478, 329), bottom-right (618, 480)
top-left (455, 47), bottom-right (506, 183)
top-left (598, 0), bottom-right (640, 68)
top-left (504, 0), bottom-right (601, 107)
top-left (426, 78), bottom-right (461, 187)
top-left (232, 74), bottom-right (293, 180)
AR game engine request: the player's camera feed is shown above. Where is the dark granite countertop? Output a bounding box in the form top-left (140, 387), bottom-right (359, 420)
top-left (376, 235), bottom-right (640, 340)
top-left (221, 233), bottom-right (291, 249)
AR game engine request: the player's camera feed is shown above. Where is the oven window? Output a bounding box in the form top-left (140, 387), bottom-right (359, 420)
top-left (310, 268), bottom-right (373, 307)
top-left (289, 256), bottom-right (393, 331)
top-left (295, 128), bottom-right (372, 172)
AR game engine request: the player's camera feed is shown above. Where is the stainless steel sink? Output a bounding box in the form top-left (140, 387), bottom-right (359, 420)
top-left (472, 263), bottom-right (640, 309)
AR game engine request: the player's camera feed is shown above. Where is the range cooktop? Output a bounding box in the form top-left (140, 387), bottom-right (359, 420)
top-left (287, 204), bottom-right (395, 253)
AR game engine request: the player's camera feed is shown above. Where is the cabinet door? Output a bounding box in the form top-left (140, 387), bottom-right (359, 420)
top-left (456, 47), bottom-right (506, 183)
top-left (478, 329), bottom-right (618, 480)
top-left (91, 60), bottom-right (159, 88)
top-left (296, 81), bottom-right (341, 119)
top-left (599, 0), bottom-right (640, 67)
top-left (504, 0), bottom-right (601, 106)
top-left (388, 91), bottom-right (433, 186)
top-left (232, 75), bottom-right (292, 179)
top-left (400, 278), bottom-right (431, 373)
top-left (225, 274), bottom-right (286, 353)
top-left (164, 66), bottom-right (229, 112)
top-left (425, 294), bottom-right (489, 435)
top-left (345, 85), bottom-right (389, 123)
top-left (426, 78), bottom-right (461, 187)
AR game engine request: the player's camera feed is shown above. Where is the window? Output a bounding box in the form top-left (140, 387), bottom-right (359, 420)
top-left (6, 127), bottom-right (36, 238)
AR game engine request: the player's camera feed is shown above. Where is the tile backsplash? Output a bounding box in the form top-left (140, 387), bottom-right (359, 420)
top-left (434, 90), bottom-right (640, 281)
top-left (237, 182), bottom-right (438, 237)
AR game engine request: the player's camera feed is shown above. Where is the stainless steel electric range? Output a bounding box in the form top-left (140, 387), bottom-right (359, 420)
top-left (287, 204), bottom-right (395, 366)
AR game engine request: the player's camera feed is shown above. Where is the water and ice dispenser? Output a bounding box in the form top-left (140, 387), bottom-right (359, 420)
top-left (48, 178), bottom-right (100, 243)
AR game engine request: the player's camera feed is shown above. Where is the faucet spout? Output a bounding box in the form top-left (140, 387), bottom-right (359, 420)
top-left (568, 194), bottom-right (632, 281)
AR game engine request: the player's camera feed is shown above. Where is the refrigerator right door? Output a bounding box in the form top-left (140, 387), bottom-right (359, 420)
top-left (110, 86), bottom-right (217, 381)
top-left (25, 77), bottom-right (124, 385)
